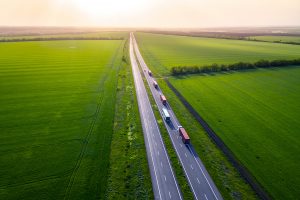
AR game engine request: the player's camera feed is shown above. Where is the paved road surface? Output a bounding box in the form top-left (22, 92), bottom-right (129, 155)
top-left (129, 33), bottom-right (182, 200)
top-left (132, 33), bottom-right (223, 200)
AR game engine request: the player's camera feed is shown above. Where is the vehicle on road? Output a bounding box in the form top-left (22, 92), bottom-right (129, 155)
top-left (153, 80), bottom-right (158, 89)
top-left (162, 107), bottom-right (171, 122)
top-left (148, 70), bottom-right (152, 76)
top-left (178, 126), bottom-right (190, 144)
top-left (160, 94), bottom-right (167, 105)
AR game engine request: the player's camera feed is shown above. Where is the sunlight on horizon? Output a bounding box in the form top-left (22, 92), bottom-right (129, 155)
top-left (0, 0), bottom-right (299, 27)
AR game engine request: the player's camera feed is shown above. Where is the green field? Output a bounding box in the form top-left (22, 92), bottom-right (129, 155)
top-left (169, 67), bottom-right (300, 199)
top-left (0, 31), bottom-right (127, 41)
top-left (136, 32), bottom-right (300, 76)
top-left (0, 39), bottom-right (126, 199)
top-left (249, 35), bottom-right (300, 43)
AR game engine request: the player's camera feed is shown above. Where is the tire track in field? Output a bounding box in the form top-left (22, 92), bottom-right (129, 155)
top-left (63, 42), bottom-right (124, 200)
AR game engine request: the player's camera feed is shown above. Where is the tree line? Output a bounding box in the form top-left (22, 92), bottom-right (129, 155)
top-left (171, 58), bottom-right (300, 75)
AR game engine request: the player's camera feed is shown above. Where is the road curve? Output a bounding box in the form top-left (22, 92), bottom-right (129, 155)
top-left (132, 32), bottom-right (223, 200)
top-left (129, 33), bottom-right (182, 200)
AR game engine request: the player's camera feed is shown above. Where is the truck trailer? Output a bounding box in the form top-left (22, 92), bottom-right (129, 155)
top-left (162, 108), bottom-right (170, 122)
top-left (160, 94), bottom-right (167, 105)
top-left (178, 127), bottom-right (190, 144)
top-left (153, 81), bottom-right (158, 89)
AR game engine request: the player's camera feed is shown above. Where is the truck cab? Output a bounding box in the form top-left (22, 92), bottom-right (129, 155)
top-left (148, 70), bottom-right (152, 76)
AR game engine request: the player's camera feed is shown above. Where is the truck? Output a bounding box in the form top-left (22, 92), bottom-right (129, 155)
top-left (160, 94), bottom-right (167, 105)
top-left (153, 80), bottom-right (158, 89)
top-left (148, 70), bottom-right (152, 76)
top-left (162, 108), bottom-right (170, 122)
top-left (178, 126), bottom-right (190, 144)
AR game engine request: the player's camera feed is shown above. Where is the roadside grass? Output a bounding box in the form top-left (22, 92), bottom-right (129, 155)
top-left (156, 78), bottom-right (258, 200)
top-left (135, 56), bottom-right (194, 200)
top-left (135, 32), bottom-right (300, 76)
top-left (0, 40), bottom-right (124, 199)
top-left (169, 67), bottom-right (300, 199)
top-left (106, 40), bottom-right (153, 199)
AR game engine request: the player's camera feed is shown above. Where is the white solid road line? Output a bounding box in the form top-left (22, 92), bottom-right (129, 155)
top-left (132, 34), bottom-right (183, 200)
top-left (133, 35), bottom-right (199, 200)
top-left (205, 194), bottom-right (209, 200)
top-left (129, 37), bottom-right (163, 200)
top-left (187, 145), bottom-right (219, 200)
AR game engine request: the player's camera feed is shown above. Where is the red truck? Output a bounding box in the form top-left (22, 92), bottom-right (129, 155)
top-left (153, 81), bottom-right (158, 89)
top-left (178, 126), bottom-right (190, 144)
top-left (160, 94), bottom-right (167, 105)
top-left (148, 70), bottom-right (152, 76)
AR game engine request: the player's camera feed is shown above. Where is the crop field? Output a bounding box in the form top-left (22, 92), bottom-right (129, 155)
top-left (0, 31), bottom-right (127, 41)
top-left (0, 39), bottom-right (125, 199)
top-left (136, 32), bottom-right (300, 75)
top-left (169, 67), bottom-right (300, 199)
top-left (249, 35), bottom-right (300, 43)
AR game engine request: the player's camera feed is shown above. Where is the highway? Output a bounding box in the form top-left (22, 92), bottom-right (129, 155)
top-left (129, 33), bottom-right (183, 200)
top-left (131, 32), bottom-right (223, 200)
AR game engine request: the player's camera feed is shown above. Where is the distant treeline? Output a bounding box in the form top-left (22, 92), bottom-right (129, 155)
top-left (247, 38), bottom-right (300, 45)
top-left (171, 59), bottom-right (300, 75)
top-left (0, 37), bottom-right (124, 42)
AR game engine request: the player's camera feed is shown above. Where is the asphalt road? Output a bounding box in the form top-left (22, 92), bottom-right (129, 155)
top-left (129, 33), bottom-right (182, 200)
top-left (132, 33), bottom-right (223, 200)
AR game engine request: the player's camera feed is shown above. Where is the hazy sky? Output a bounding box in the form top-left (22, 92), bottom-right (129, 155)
top-left (0, 0), bottom-right (300, 27)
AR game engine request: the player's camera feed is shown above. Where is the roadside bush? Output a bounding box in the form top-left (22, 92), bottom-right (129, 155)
top-left (170, 58), bottom-right (300, 76)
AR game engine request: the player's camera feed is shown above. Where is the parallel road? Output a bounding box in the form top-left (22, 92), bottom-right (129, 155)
top-left (129, 34), bottom-right (182, 200)
top-left (132, 33), bottom-right (223, 200)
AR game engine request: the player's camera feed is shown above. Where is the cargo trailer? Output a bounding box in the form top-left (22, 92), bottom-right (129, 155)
top-left (162, 108), bottom-right (170, 122)
top-left (160, 94), bottom-right (167, 105)
top-left (179, 127), bottom-right (190, 144)
top-left (153, 81), bottom-right (158, 89)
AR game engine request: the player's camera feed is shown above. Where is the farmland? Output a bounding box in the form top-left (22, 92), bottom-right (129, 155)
top-left (0, 32), bottom-right (127, 42)
top-left (136, 32), bottom-right (300, 76)
top-left (136, 32), bottom-right (300, 199)
top-left (0, 37), bottom-right (151, 199)
top-left (169, 67), bottom-right (300, 199)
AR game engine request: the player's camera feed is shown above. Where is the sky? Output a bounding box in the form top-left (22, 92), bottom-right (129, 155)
top-left (0, 0), bottom-right (300, 28)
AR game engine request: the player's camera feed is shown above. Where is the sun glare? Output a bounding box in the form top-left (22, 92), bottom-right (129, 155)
top-left (73, 0), bottom-right (149, 17)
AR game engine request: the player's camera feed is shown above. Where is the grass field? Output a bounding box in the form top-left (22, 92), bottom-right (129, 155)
top-left (0, 39), bottom-right (126, 199)
top-left (249, 35), bottom-right (300, 43)
top-left (0, 31), bottom-right (127, 41)
top-left (169, 67), bottom-right (300, 199)
top-left (136, 32), bottom-right (300, 76)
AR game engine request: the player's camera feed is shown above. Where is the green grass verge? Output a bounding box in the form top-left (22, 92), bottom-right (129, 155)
top-left (0, 39), bottom-right (124, 199)
top-left (106, 40), bottom-right (153, 199)
top-left (169, 67), bottom-right (300, 199)
top-left (135, 32), bottom-right (300, 76)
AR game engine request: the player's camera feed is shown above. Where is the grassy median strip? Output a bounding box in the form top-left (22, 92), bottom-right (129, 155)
top-left (106, 39), bottom-right (153, 199)
top-left (134, 56), bottom-right (194, 199)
